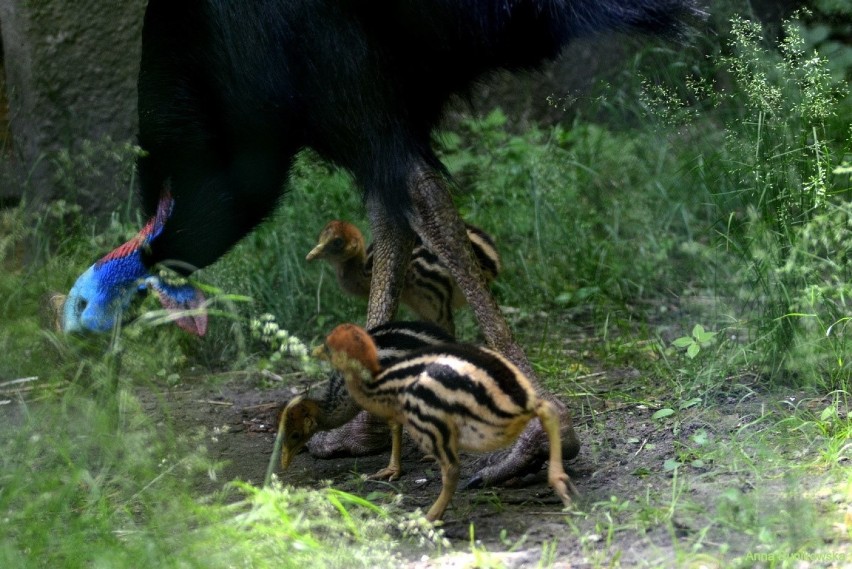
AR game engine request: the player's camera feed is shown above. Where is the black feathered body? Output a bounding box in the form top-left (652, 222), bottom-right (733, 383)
top-left (137, 0), bottom-right (698, 273)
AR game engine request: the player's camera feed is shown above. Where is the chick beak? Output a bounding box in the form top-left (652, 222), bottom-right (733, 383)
top-left (280, 448), bottom-right (294, 470)
top-left (312, 344), bottom-right (329, 360)
top-left (305, 242), bottom-right (326, 261)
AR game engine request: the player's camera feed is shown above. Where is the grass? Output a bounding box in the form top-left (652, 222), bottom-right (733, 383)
top-left (550, 359), bottom-right (852, 567)
top-left (1, 9), bottom-right (851, 568)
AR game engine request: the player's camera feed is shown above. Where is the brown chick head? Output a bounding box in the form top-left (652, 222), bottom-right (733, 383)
top-left (278, 396), bottom-right (320, 469)
top-left (305, 220), bottom-right (365, 262)
top-left (320, 323), bottom-right (382, 378)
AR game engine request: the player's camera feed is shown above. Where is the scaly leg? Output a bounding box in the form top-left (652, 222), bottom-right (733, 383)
top-left (406, 165), bottom-right (581, 486)
top-left (365, 199), bottom-right (416, 328)
top-left (306, 410), bottom-right (390, 458)
top-left (369, 422), bottom-right (403, 481)
top-left (406, 167), bottom-right (529, 375)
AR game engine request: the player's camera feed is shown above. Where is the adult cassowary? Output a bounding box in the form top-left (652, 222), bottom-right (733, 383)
top-left (63, 0), bottom-right (702, 486)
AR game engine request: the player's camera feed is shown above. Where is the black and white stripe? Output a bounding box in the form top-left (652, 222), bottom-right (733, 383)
top-left (317, 321), bottom-right (455, 425)
top-left (323, 322), bottom-right (576, 521)
top-left (347, 342), bottom-right (537, 457)
top-left (370, 321), bottom-right (455, 365)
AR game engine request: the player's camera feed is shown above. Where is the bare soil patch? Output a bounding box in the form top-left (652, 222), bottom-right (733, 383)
top-left (136, 347), bottom-right (844, 568)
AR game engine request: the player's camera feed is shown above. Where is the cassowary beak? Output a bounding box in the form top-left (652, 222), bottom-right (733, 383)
top-left (277, 405), bottom-right (296, 470)
top-left (46, 293), bottom-right (67, 332)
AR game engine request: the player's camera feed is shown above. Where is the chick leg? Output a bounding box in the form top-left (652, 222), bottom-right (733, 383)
top-left (368, 422), bottom-right (403, 481)
top-left (407, 165), bottom-right (581, 487)
top-left (426, 461), bottom-right (460, 522)
top-left (536, 400), bottom-right (579, 504)
top-left (464, 400), bottom-right (580, 489)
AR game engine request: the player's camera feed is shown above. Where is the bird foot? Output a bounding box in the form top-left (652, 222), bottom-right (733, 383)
top-left (305, 411), bottom-right (390, 458)
top-left (463, 447), bottom-right (545, 490)
top-left (549, 472), bottom-right (580, 509)
top-left (368, 466), bottom-right (401, 481)
top-left (463, 409), bottom-right (580, 490)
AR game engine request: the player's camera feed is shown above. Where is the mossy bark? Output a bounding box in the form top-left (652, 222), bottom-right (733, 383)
top-left (0, 0), bottom-right (146, 215)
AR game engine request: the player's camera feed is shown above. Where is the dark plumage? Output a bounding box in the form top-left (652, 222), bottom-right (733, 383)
top-left (63, 0), bottom-right (702, 485)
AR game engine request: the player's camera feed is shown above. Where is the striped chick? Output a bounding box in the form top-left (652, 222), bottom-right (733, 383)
top-left (306, 220), bottom-right (500, 335)
top-left (316, 323), bottom-right (578, 521)
top-left (279, 321), bottom-right (455, 470)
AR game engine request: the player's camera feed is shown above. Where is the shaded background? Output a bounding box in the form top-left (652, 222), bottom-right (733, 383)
top-left (0, 0), bottom-right (840, 216)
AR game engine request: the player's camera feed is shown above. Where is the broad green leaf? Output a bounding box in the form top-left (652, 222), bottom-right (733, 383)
top-left (555, 292), bottom-right (573, 305)
top-left (691, 430), bottom-right (709, 446)
top-left (680, 397), bottom-right (702, 410)
top-left (687, 343), bottom-right (700, 358)
top-left (696, 329), bottom-right (717, 343)
top-left (652, 408), bottom-right (675, 420)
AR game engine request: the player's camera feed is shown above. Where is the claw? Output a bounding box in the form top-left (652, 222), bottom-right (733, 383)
top-left (549, 474), bottom-right (575, 509)
top-left (566, 476), bottom-right (580, 497)
top-left (461, 473), bottom-right (484, 491)
top-left (368, 466), bottom-right (401, 481)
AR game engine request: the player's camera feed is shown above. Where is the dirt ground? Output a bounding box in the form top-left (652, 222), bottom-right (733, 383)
top-left (136, 344), bottom-right (846, 569)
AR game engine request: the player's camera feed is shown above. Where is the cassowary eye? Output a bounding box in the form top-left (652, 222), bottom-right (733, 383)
top-left (76, 298), bottom-right (88, 314)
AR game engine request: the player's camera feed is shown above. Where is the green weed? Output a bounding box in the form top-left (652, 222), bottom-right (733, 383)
top-left (672, 324), bottom-right (718, 359)
top-left (699, 15), bottom-right (848, 387)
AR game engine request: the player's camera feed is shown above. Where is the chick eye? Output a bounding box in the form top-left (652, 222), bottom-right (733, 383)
top-left (289, 432), bottom-right (302, 442)
top-left (329, 237), bottom-right (344, 250)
